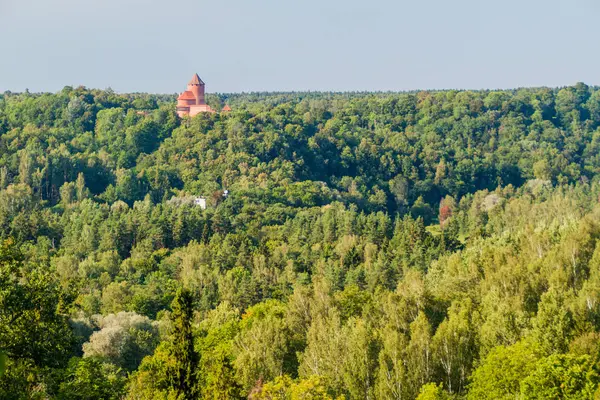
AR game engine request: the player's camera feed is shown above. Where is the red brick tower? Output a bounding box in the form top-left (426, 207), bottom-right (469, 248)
top-left (187, 73), bottom-right (205, 105)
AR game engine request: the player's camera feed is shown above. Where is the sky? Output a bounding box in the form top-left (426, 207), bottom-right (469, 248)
top-left (0, 0), bottom-right (599, 93)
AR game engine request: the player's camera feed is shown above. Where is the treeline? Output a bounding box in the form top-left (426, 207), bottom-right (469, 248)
top-left (1, 84), bottom-right (600, 399)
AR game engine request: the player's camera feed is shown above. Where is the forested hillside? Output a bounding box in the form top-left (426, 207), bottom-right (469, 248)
top-left (1, 83), bottom-right (600, 399)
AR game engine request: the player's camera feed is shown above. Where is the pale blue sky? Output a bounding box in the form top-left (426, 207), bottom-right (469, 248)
top-left (0, 0), bottom-right (598, 93)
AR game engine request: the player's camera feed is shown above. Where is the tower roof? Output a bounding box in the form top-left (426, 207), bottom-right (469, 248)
top-left (189, 73), bottom-right (204, 85)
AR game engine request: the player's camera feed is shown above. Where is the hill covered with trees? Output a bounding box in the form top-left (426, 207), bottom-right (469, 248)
top-left (1, 83), bottom-right (600, 399)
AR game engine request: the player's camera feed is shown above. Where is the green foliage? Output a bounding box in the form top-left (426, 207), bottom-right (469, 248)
top-left (126, 343), bottom-right (174, 400)
top-left (432, 298), bottom-right (478, 393)
top-left (533, 287), bottom-right (575, 354)
top-left (0, 351), bottom-right (6, 376)
top-left (2, 86), bottom-right (600, 398)
top-left (169, 288), bottom-right (200, 399)
top-left (0, 240), bottom-right (74, 367)
top-left (520, 353), bottom-right (600, 399)
top-left (467, 340), bottom-right (543, 400)
top-left (234, 300), bottom-right (292, 391)
top-left (250, 375), bottom-right (344, 400)
top-left (0, 359), bottom-right (49, 400)
top-left (415, 382), bottom-right (451, 400)
top-left (198, 302), bottom-right (244, 399)
top-left (58, 357), bottom-right (126, 400)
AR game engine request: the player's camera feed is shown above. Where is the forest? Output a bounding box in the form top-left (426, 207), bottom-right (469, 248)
top-left (1, 83), bottom-right (600, 399)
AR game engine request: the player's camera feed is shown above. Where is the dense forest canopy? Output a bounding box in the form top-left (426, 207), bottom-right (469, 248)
top-left (1, 83), bottom-right (600, 399)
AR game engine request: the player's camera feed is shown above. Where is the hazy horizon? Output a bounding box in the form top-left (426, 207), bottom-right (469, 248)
top-left (6, 84), bottom-right (600, 96)
top-left (1, 0), bottom-right (599, 93)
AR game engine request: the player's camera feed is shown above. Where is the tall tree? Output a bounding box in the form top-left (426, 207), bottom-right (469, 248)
top-left (170, 288), bottom-right (200, 400)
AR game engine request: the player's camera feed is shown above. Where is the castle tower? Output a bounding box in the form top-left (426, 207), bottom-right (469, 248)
top-left (187, 73), bottom-right (205, 105)
top-left (176, 73), bottom-right (216, 117)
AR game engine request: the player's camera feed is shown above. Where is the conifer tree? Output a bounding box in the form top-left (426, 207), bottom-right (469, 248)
top-left (170, 288), bottom-right (200, 399)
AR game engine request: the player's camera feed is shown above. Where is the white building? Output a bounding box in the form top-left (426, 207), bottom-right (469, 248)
top-left (194, 197), bottom-right (207, 209)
